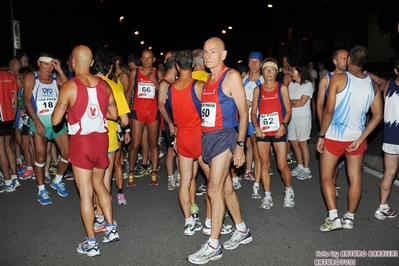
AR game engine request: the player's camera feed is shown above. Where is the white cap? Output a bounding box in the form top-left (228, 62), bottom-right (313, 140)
top-left (39, 56), bottom-right (54, 63)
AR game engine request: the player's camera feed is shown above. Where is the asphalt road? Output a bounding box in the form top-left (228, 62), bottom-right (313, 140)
top-left (1, 120), bottom-right (398, 266)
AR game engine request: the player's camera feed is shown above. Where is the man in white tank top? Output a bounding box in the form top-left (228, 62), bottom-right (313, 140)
top-left (316, 45), bottom-right (383, 232)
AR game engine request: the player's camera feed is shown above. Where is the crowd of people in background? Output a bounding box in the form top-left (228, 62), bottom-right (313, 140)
top-left (1, 39), bottom-right (399, 264)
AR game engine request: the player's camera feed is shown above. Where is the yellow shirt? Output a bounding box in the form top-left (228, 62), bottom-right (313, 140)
top-left (100, 76), bottom-right (130, 152)
top-left (192, 70), bottom-right (209, 82)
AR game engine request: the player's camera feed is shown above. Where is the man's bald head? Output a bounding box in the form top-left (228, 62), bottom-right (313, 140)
top-left (8, 58), bottom-right (22, 76)
top-left (204, 37), bottom-right (225, 52)
top-left (72, 45), bottom-right (93, 69)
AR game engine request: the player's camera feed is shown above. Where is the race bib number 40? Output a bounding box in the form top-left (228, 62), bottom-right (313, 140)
top-left (201, 102), bottom-right (216, 127)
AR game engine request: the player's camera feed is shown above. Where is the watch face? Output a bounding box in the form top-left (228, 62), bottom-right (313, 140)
top-left (237, 141), bottom-right (245, 147)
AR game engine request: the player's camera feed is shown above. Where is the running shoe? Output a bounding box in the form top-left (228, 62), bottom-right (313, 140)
top-left (95, 219), bottom-right (117, 233)
top-left (283, 190), bottom-right (295, 208)
top-left (222, 228), bottom-right (253, 250)
top-left (252, 186), bottom-right (261, 199)
top-left (17, 161), bottom-right (26, 176)
top-left (49, 163), bottom-right (58, 175)
top-left (103, 225), bottom-right (120, 243)
top-left (269, 168), bottom-right (273, 176)
top-left (64, 170), bottom-right (74, 181)
top-left (202, 223), bottom-right (234, 235)
top-left (158, 150), bottom-right (165, 160)
top-left (117, 193), bottom-right (127, 205)
top-left (286, 155), bottom-right (297, 165)
top-left (244, 172), bottom-right (255, 181)
top-left (335, 185), bottom-right (341, 199)
top-left (342, 214), bottom-right (354, 229)
top-left (77, 238), bottom-right (100, 257)
top-left (260, 196), bottom-right (273, 209)
top-left (126, 173), bottom-right (135, 187)
top-left (0, 182), bottom-right (16, 193)
top-left (175, 171), bottom-right (181, 188)
top-left (338, 160), bottom-right (346, 169)
top-left (134, 166), bottom-right (151, 178)
top-left (37, 189), bottom-right (53, 205)
top-left (150, 171), bottom-right (159, 186)
top-left (320, 217), bottom-right (343, 232)
top-left (233, 181), bottom-right (242, 190)
top-left (45, 173), bottom-right (52, 184)
top-left (19, 169), bottom-right (35, 180)
top-left (291, 166), bottom-right (303, 177)
top-left (167, 178), bottom-right (176, 191)
top-left (12, 178), bottom-right (21, 188)
top-left (297, 169), bottom-right (312, 180)
top-left (50, 180), bottom-right (69, 197)
top-left (184, 219), bottom-right (202, 236)
top-left (94, 219), bottom-right (106, 233)
top-left (188, 242), bottom-right (222, 265)
top-left (374, 208), bottom-right (397, 220)
top-left (196, 184), bottom-right (207, 196)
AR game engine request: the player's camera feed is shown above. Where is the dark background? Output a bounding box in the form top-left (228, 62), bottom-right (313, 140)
top-left (1, 0), bottom-right (398, 70)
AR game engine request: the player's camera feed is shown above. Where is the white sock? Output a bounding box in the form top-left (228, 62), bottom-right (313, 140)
top-left (235, 222), bottom-right (247, 233)
top-left (345, 212), bottom-right (355, 219)
top-left (328, 209), bottom-right (338, 220)
top-left (185, 216), bottom-right (194, 224)
top-left (96, 214), bottom-right (104, 223)
top-left (298, 164), bottom-right (304, 169)
top-left (232, 176), bottom-right (239, 183)
top-left (53, 174), bottom-right (63, 183)
top-left (265, 191), bottom-right (271, 198)
top-left (38, 184), bottom-right (45, 192)
top-left (253, 182), bottom-right (259, 188)
top-left (379, 204), bottom-right (389, 210)
top-left (168, 175), bottom-right (175, 181)
top-left (205, 219), bottom-right (211, 228)
top-left (208, 238), bottom-right (219, 249)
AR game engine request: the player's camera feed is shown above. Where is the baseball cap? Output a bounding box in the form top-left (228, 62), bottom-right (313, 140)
top-left (248, 51), bottom-right (263, 62)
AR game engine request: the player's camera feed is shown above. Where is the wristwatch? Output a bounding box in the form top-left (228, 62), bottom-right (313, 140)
top-left (318, 133), bottom-right (325, 139)
top-left (237, 140), bottom-right (245, 147)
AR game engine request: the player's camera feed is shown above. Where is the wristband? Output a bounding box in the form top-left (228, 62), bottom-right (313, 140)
top-left (281, 122), bottom-right (288, 128)
top-left (124, 128), bottom-right (131, 133)
top-left (318, 133), bottom-right (325, 139)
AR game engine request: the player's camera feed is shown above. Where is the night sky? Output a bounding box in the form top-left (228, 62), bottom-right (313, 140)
top-left (1, 0), bottom-right (396, 68)
top-left (1, 0), bottom-right (272, 66)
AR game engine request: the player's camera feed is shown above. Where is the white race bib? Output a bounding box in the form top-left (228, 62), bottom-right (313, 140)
top-left (259, 112), bottom-right (279, 132)
top-left (37, 96), bottom-right (57, 116)
top-left (201, 102), bottom-right (217, 127)
top-left (137, 81), bottom-right (155, 99)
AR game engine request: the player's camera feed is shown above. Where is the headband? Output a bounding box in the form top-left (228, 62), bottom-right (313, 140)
top-left (39, 56), bottom-right (54, 63)
top-left (262, 62), bottom-right (278, 71)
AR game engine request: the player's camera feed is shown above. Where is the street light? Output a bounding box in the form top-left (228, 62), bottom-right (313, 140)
top-left (119, 16), bottom-right (124, 26)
